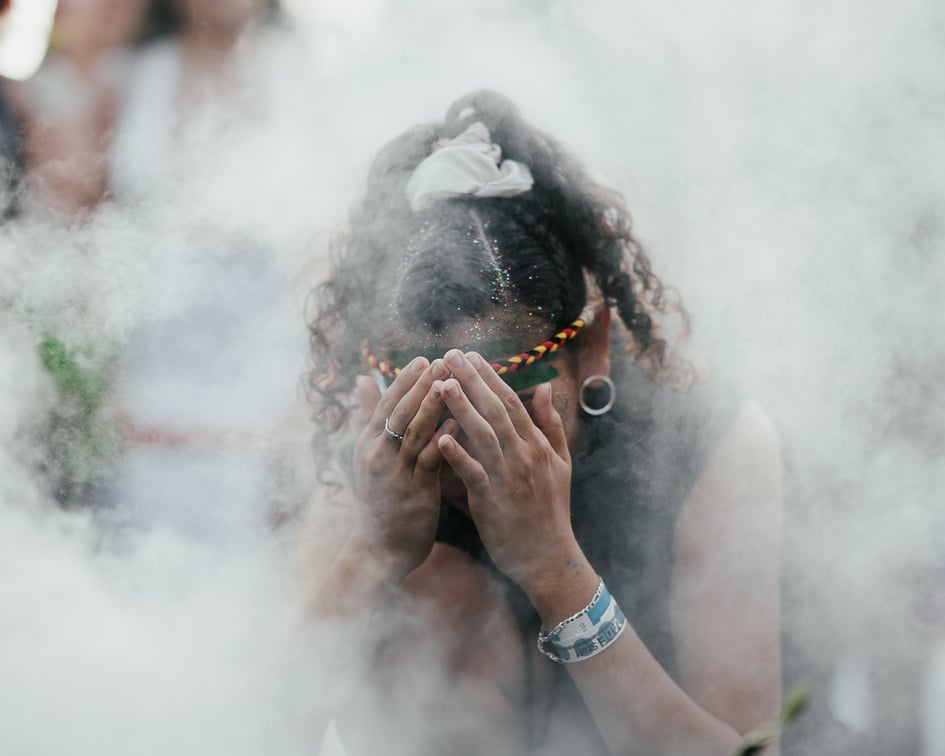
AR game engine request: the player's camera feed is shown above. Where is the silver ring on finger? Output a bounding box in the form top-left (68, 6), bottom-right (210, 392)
top-left (384, 417), bottom-right (405, 444)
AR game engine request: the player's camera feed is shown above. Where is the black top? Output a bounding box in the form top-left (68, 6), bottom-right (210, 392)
top-left (436, 347), bottom-right (743, 753)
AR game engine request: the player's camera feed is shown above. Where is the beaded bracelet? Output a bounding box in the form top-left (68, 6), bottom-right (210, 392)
top-left (537, 578), bottom-right (627, 664)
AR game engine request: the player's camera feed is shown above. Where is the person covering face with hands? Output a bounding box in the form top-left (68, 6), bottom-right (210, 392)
top-left (301, 90), bottom-right (783, 756)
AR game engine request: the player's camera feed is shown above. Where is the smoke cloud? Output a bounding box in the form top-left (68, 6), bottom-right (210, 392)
top-left (1, 0), bottom-right (943, 753)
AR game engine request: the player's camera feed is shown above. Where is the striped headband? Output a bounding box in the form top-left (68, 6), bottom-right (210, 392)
top-left (365, 316), bottom-right (587, 381)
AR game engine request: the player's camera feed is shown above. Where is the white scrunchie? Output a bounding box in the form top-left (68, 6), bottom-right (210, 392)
top-left (405, 122), bottom-right (534, 212)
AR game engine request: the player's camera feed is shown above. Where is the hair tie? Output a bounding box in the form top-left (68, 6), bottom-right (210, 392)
top-left (405, 122), bottom-right (534, 212)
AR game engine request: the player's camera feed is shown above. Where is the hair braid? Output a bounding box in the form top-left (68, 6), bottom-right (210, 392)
top-left (448, 90), bottom-right (687, 377)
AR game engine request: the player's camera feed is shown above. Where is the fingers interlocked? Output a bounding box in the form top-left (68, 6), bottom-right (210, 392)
top-left (437, 349), bottom-right (545, 456)
top-left (363, 356), bottom-right (453, 468)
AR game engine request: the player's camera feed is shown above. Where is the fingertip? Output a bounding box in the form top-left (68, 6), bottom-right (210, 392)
top-left (439, 419), bottom-right (458, 437)
top-left (438, 434), bottom-right (455, 452)
top-left (465, 351), bottom-right (485, 369)
top-left (441, 378), bottom-right (460, 398)
top-left (406, 355), bottom-right (429, 372)
top-left (533, 382), bottom-right (560, 425)
top-left (430, 358), bottom-right (449, 379)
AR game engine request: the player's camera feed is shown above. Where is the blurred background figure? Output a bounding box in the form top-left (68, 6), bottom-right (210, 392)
top-left (3, 0), bottom-right (290, 216)
top-left (98, 0), bottom-right (317, 544)
top-left (109, 0), bottom-right (289, 201)
top-left (2, 0), bottom-right (154, 218)
top-left (2, 0), bottom-right (315, 539)
top-left (0, 0), bottom-right (58, 217)
top-left (104, 232), bottom-right (309, 546)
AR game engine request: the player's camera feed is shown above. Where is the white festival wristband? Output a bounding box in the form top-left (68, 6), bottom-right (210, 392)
top-left (537, 578), bottom-right (627, 663)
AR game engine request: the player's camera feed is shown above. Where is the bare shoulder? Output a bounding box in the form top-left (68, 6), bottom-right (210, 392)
top-left (678, 399), bottom-right (783, 546)
top-left (708, 399), bottom-right (781, 481)
top-left (669, 399), bottom-right (784, 730)
top-left (672, 397), bottom-right (784, 594)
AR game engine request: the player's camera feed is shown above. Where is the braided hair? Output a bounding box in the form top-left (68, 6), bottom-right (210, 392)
top-left (307, 90), bottom-right (688, 473)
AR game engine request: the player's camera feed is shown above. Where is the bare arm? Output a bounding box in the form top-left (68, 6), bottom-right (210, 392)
top-left (438, 349), bottom-right (783, 755)
top-left (671, 400), bottom-right (783, 741)
top-left (539, 400), bottom-right (783, 755)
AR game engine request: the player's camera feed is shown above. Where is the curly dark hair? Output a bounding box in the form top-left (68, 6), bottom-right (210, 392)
top-left (307, 90), bottom-right (688, 472)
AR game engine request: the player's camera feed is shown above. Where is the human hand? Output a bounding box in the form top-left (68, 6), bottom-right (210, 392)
top-left (350, 357), bottom-right (455, 580)
top-left (433, 349), bottom-right (581, 596)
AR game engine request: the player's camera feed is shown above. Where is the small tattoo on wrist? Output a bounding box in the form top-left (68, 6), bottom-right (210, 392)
top-left (565, 559), bottom-right (586, 570)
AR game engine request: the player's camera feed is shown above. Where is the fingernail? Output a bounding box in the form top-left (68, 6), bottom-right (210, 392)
top-left (408, 356), bottom-right (428, 372)
top-left (439, 435), bottom-right (454, 451)
top-left (466, 351), bottom-right (484, 368)
top-left (444, 379), bottom-right (459, 397)
top-left (445, 349), bottom-right (463, 368)
top-left (431, 359), bottom-right (449, 379)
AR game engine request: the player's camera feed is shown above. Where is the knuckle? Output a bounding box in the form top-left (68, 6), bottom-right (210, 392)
top-left (416, 451), bottom-right (439, 473)
top-left (484, 404), bottom-right (507, 426)
top-left (477, 431), bottom-right (499, 449)
top-left (532, 443), bottom-right (553, 466)
top-left (469, 467), bottom-right (489, 488)
top-left (366, 454), bottom-right (387, 476)
top-left (403, 426), bottom-right (422, 445)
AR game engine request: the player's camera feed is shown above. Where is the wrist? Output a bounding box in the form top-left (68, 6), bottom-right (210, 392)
top-left (341, 528), bottom-right (416, 588)
top-left (519, 541), bottom-right (601, 627)
top-left (305, 531), bottom-right (405, 622)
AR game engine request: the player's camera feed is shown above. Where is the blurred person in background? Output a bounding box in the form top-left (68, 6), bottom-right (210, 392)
top-left (100, 0), bottom-right (316, 541)
top-left (1, 0), bottom-right (156, 218)
top-left (0, 63), bottom-right (23, 219)
top-left (0, 0), bottom-right (58, 217)
top-left (108, 0), bottom-right (288, 200)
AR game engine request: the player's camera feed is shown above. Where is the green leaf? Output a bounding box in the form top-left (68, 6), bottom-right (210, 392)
top-left (37, 333), bottom-right (123, 482)
top-left (731, 686), bottom-right (811, 756)
top-left (780, 685), bottom-right (811, 724)
top-left (39, 334), bottom-right (110, 412)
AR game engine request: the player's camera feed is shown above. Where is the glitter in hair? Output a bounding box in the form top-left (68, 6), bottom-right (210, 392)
top-left (469, 208), bottom-right (512, 305)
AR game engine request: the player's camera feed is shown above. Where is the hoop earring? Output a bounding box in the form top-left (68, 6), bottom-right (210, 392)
top-left (579, 375), bottom-right (616, 416)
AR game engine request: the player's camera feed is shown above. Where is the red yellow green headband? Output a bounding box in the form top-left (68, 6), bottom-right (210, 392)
top-left (364, 316), bottom-right (586, 381)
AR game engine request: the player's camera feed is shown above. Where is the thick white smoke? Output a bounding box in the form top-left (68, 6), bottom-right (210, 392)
top-left (1, 0), bottom-right (943, 753)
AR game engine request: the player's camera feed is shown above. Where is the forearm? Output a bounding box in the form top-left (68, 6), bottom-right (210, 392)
top-left (568, 622), bottom-right (744, 756)
top-left (525, 558), bottom-right (747, 756)
top-left (304, 530), bottom-right (409, 623)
